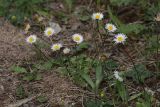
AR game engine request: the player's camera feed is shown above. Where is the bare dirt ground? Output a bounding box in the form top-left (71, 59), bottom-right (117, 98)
top-left (0, 18), bottom-right (82, 107)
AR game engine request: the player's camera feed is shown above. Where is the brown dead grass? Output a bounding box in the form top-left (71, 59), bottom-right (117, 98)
top-left (0, 18), bottom-right (35, 68)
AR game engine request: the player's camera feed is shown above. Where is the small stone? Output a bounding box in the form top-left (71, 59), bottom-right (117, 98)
top-left (49, 22), bottom-right (62, 34)
top-left (0, 85), bottom-right (4, 94)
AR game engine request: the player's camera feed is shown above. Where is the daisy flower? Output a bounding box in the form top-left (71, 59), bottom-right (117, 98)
top-left (51, 43), bottom-right (62, 51)
top-left (63, 48), bottom-right (70, 54)
top-left (92, 13), bottom-right (104, 20)
top-left (26, 35), bottom-right (37, 44)
top-left (105, 23), bottom-right (117, 32)
top-left (44, 27), bottom-right (55, 37)
top-left (114, 71), bottom-right (123, 82)
top-left (114, 33), bottom-right (127, 44)
top-left (72, 34), bottom-right (83, 44)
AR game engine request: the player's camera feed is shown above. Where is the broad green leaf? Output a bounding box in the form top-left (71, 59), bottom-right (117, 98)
top-left (95, 64), bottom-right (103, 89)
top-left (10, 65), bottom-right (27, 74)
top-left (36, 95), bottom-right (47, 103)
top-left (16, 85), bottom-right (26, 99)
top-left (104, 59), bottom-right (118, 70)
top-left (79, 15), bottom-right (90, 21)
top-left (116, 80), bottom-right (128, 102)
top-left (119, 23), bottom-right (145, 34)
top-left (124, 64), bottom-right (152, 83)
top-left (136, 102), bottom-right (145, 107)
top-left (76, 42), bottom-right (89, 51)
top-left (81, 73), bottom-right (95, 90)
top-left (34, 61), bottom-right (53, 70)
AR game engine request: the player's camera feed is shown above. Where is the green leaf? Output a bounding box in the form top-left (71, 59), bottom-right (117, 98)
top-left (95, 64), bottom-right (103, 89)
top-left (36, 95), bottom-right (47, 103)
top-left (124, 64), bottom-right (152, 83)
top-left (23, 72), bottom-right (42, 82)
top-left (119, 23), bottom-right (145, 34)
top-left (116, 80), bottom-right (128, 102)
top-left (81, 73), bottom-right (95, 90)
top-left (76, 42), bottom-right (89, 51)
top-left (79, 15), bottom-right (90, 21)
top-left (104, 59), bottom-right (118, 70)
top-left (136, 102), bottom-right (145, 107)
top-left (34, 61), bottom-right (53, 70)
top-left (16, 85), bottom-right (27, 99)
top-left (10, 65), bottom-right (27, 74)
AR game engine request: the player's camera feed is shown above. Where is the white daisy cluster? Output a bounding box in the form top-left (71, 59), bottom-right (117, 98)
top-left (26, 23), bottom-right (84, 53)
top-left (25, 11), bottom-right (128, 56)
top-left (114, 71), bottom-right (123, 82)
top-left (92, 12), bottom-right (127, 44)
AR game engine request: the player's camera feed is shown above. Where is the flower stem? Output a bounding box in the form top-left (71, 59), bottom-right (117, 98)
top-left (96, 20), bottom-right (103, 44)
top-left (156, 34), bottom-right (159, 72)
top-left (122, 45), bottom-right (142, 84)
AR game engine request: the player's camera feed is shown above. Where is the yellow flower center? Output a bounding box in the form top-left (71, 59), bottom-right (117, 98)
top-left (108, 25), bottom-right (113, 30)
top-left (47, 30), bottom-right (52, 36)
top-left (117, 36), bottom-right (123, 42)
top-left (54, 45), bottom-right (60, 50)
top-left (29, 37), bottom-right (34, 43)
top-left (95, 15), bottom-right (100, 19)
top-left (74, 36), bottom-right (80, 41)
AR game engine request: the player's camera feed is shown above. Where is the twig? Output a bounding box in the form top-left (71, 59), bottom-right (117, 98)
top-left (7, 94), bottom-right (40, 107)
top-left (88, 0), bottom-right (93, 9)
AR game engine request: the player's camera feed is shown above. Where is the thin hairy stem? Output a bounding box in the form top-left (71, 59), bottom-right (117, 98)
top-left (122, 45), bottom-right (143, 84)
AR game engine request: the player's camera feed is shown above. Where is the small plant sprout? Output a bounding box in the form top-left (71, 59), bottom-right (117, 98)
top-left (44, 27), bottom-right (55, 37)
top-left (105, 23), bottom-right (117, 32)
top-left (26, 35), bottom-right (37, 44)
top-left (92, 13), bottom-right (104, 20)
top-left (63, 48), bottom-right (70, 54)
top-left (51, 43), bottom-right (62, 51)
top-left (114, 71), bottom-right (123, 82)
top-left (72, 34), bottom-right (84, 44)
top-left (114, 33), bottom-right (127, 44)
